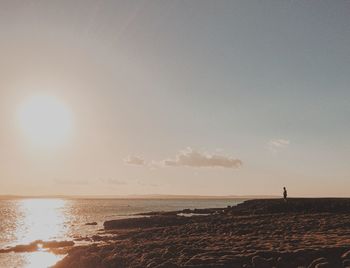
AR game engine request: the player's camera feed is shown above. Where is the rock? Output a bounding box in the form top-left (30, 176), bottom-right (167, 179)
top-left (251, 256), bottom-right (270, 268)
top-left (234, 198), bottom-right (350, 214)
top-left (78, 254), bottom-right (102, 268)
top-left (102, 254), bottom-right (127, 267)
top-left (308, 258), bottom-right (329, 268)
top-left (86, 222), bottom-right (98, 225)
top-left (104, 215), bottom-right (193, 229)
top-left (155, 261), bottom-right (179, 268)
top-left (161, 248), bottom-right (175, 259)
top-left (343, 259), bottom-right (350, 267)
top-left (54, 248), bottom-right (88, 268)
top-left (10, 242), bottom-right (38, 253)
top-left (342, 250), bottom-right (350, 259)
top-left (91, 235), bottom-right (104, 241)
top-left (314, 263), bottom-right (331, 268)
top-left (53, 199), bottom-right (350, 267)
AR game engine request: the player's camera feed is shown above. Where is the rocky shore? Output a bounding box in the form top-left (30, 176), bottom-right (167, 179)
top-left (54, 198), bottom-right (350, 267)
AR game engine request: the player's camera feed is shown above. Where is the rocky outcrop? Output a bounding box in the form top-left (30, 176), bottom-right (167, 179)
top-left (232, 198), bottom-right (350, 214)
top-left (104, 215), bottom-right (195, 230)
top-left (54, 198), bottom-right (350, 267)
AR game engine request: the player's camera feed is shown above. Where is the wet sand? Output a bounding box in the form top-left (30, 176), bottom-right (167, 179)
top-left (54, 198), bottom-right (350, 267)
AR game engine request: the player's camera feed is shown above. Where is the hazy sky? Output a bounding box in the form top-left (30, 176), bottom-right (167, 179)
top-left (1, 1), bottom-right (350, 196)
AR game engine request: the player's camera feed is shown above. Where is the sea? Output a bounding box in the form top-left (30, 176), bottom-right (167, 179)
top-left (0, 198), bottom-right (244, 268)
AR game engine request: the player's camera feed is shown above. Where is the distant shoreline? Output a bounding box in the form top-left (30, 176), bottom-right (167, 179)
top-left (0, 194), bottom-right (279, 200)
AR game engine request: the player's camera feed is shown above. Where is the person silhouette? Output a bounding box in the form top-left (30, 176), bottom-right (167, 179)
top-left (283, 187), bottom-right (287, 202)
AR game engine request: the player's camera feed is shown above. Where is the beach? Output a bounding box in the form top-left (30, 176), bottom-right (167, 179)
top-left (0, 198), bottom-right (241, 267)
top-left (51, 198), bottom-right (350, 267)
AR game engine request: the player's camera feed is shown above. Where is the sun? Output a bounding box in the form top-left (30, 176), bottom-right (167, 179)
top-left (18, 95), bottom-right (73, 148)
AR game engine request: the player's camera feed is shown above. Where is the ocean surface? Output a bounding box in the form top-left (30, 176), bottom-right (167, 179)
top-left (0, 198), bottom-right (244, 268)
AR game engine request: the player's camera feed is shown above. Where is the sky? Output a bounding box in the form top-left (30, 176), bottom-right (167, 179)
top-left (1, 0), bottom-right (350, 197)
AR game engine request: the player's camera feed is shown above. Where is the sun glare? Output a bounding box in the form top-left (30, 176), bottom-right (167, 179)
top-left (18, 95), bottom-right (73, 148)
top-left (15, 199), bottom-right (68, 244)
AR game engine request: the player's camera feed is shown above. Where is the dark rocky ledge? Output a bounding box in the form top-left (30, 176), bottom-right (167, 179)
top-left (232, 198), bottom-right (350, 214)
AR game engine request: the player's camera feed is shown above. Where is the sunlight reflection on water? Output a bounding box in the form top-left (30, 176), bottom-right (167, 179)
top-left (1, 199), bottom-right (70, 268)
top-left (24, 251), bottom-right (63, 268)
top-left (15, 199), bottom-right (69, 244)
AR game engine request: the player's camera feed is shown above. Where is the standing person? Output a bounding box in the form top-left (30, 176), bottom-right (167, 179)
top-left (283, 187), bottom-right (287, 202)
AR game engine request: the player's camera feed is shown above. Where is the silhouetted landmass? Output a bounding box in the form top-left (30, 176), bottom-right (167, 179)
top-left (55, 198), bottom-right (350, 267)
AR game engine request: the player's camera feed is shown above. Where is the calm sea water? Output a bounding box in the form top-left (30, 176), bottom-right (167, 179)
top-left (0, 198), bottom-right (243, 268)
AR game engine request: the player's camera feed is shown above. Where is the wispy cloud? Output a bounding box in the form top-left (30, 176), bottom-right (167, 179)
top-left (124, 156), bottom-right (145, 166)
top-left (268, 139), bottom-right (290, 152)
top-left (99, 178), bottom-right (126, 185)
top-left (161, 147), bottom-right (242, 169)
top-left (53, 178), bottom-right (89, 185)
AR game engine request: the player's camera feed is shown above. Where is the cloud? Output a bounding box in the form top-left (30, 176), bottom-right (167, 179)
top-left (137, 180), bottom-right (159, 187)
top-left (268, 139), bottom-right (290, 152)
top-left (99, 178), bottom-right (126, 185)
top-left (53, 178), bottom-right (89, 185)
top-left (124, 156), bottom-right (145, 166)
top-left (148, 160), bottom-right (164, 169)
top-left (161, 147), bottom-right (242, 169)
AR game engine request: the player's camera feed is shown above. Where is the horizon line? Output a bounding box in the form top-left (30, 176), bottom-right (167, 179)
top-left (0, 194), bottom-right (280, 200)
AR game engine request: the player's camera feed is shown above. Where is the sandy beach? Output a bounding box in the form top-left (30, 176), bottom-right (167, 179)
top-left (51, 198), bottom-right (350, 267)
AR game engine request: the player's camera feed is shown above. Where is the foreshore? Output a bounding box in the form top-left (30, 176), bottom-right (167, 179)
top-left (54, 198), bottom-right (350, 267)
